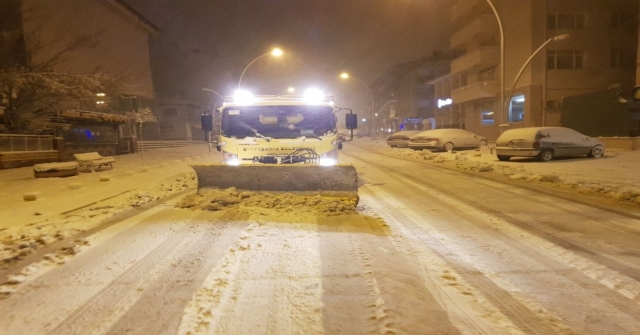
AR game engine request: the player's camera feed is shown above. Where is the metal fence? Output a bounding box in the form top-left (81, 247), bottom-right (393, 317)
top-left (0, 134), bottom-right (54, 152)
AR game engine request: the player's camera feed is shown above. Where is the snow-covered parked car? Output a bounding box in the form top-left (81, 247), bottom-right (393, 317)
top-left (495, 127), bottom-right (605, 162)
top-left (385, 130), bottom-right (421, 147)
top-left (408, 129), bottom-right (487, 151)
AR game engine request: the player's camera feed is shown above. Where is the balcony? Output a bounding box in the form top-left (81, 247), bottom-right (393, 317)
top-left (451, 81), bottom-right (498, 104)
top-left (451, 47), bottom-right (499, 75)
top-left (451, 0), bottom-right (481, 22)
top-left (451, 14), bottom-right (497, 49)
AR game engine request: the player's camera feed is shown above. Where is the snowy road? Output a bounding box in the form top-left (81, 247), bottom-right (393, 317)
top-left (2, 144), bottom-right (640, 334)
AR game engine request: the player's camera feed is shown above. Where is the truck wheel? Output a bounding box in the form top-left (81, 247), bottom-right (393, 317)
top-left (497, 155), bottom-right (511, 161)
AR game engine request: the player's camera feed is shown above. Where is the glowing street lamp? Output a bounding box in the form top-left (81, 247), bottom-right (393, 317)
top-left (238, 48), bottom-right (284, 89)
top-left (340, 72), bottom-right (375, 137)
top-left (287, 87), bottom-right (295, 93)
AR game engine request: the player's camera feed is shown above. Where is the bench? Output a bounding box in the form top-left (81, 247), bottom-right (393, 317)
top-left (73, 152), bottom-right (115, 171)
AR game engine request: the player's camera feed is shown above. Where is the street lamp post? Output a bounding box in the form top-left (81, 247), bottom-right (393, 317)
top-left (485, 0), bottom-right (506, 127)
top-left (201, 87), bottom-right (224, 101)
top-left (340, 73), bottom-right (375, 138)
top-left (505, 34), bottom-right (570, 121)
top-left (376, 100), bottom-right (397, 134)
top-left (237, 48), bottom-right (283, 89)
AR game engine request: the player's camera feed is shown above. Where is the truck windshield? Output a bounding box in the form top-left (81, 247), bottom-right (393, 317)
top-left (221, 105), bottom-right (336, 139)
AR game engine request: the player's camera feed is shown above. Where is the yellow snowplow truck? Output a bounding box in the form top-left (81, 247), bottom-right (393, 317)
top-left (191, 89), bottom-right (359, 197)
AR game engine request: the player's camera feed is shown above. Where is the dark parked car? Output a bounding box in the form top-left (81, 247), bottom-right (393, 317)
top-left (495, 127), bottom-right (605, 162)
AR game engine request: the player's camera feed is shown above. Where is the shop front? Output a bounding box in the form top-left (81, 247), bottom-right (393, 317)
top-left (53, 109), bottom-right (132, 161)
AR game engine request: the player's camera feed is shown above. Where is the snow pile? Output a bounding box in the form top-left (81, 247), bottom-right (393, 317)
top-left (177, 187), bottom-right (358, 215)
top-left (0, 230), bottom-right (83, 267)
top-left (354, 138), bottom-right (640, 205)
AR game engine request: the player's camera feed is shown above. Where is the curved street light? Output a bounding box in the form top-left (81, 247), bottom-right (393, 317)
top-left (237, 48), bottom-right (284, 89)
top-left (201, 87), bottom-right (224, 100)
top-left (505, 34), bottom-right (570, 122)
top-left (340, 72), bottom-right (375, 137)
top-left (484, 0), bottom-right (506, 127)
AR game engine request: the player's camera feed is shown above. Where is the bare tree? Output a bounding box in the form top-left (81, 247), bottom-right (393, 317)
top-left (0, 70), bottom-right (126, 134)
top-left (0, 7), bottom-right (124, 134)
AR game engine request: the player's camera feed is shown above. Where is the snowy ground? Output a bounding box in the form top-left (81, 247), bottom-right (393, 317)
top-left (352, 137), bottom-right (640, 205)
top-left (1, 141), bottom-right (640, 334)
top-left (0, 144), bottom-right (219, 269)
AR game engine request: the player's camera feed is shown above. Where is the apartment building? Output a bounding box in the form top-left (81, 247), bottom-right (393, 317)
top-left (370, 56), bottom-right (452, 133)
top-left (432, 0), bottom-right (638, 140)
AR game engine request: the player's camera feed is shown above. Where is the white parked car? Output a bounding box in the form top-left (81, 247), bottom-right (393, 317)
top-left (408, 129), bottom-right (487, 151)
top-left (385, 130), bottom-right (421, 147)
top-left (495, 127), bottom-right (605, 162)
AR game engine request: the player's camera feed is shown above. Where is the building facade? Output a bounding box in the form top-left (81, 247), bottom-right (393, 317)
top-left (433, 0), bottom-right (638, 140)
top-left (371, 57), bottom-right (451, 134)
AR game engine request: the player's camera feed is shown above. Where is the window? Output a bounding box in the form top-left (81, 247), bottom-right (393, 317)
top-left (548, 13), bottom-right (585, 29)
top-left (477, 67), bottom-right (497, 82)
top-left (479, 35), bottom-right (499, 47)
top-left (164, 108), bottom-right (177, 117)
top-left (547, 50), bottom-right (584, 69)
top-left (481, 101), bottom-right (494, 125)
top-left (64, 125), bottom-right (116, 144)
top-left (508, 95), bottom-right (525, 123)
top-left (611, 49), bottom-right (635, 68)
top-left (612, 12), bottom-right (634, 29)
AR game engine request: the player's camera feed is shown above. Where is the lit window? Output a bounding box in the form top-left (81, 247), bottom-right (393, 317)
top-left (508, 95), bottom-right (525, 123)
top-left (481, 100), bottom-right (494, 125)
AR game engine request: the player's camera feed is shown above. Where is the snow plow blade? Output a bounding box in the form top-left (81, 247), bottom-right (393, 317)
top-left (190, 164), bottom-right (358, 197)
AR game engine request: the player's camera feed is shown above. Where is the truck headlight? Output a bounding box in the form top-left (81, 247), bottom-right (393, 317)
top-left (319, 158), bottom-right (337, 166)
top-left (320, 149), bottom-right (338, 166)
top-left (223, 151), bottom-right (240, 165)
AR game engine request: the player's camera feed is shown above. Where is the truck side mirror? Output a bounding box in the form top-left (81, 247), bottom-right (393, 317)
top-left (201, 114), bottom-right (213, 131)
top-left (345, 114), bottom-right (358, 129)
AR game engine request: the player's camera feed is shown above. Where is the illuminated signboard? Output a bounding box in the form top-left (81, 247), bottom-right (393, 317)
top-left (437, 98), bottom-right (453, 108)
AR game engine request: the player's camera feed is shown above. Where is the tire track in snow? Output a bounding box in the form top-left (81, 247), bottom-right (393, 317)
top-left (348, 150), bottom-right (640, 334)
top-left (104, 211), bottom-right (251, 335)
top-left (362, 186), bottom-right (564, 335)
top-left (0, 207), bottom-right (200, 335)
top-left (318, 214), bottom-right (462, 335)
top-left (317, 215), bottom-right (388, 335)
top-left (177, 214), bottom-right (326, 335)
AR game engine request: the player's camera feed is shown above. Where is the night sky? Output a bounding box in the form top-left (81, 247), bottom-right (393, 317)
top-left (127, 0), bottom-right (450, 110)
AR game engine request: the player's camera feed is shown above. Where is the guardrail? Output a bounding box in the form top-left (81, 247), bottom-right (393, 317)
top-left (0, 134), bottom-right (54, 152)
